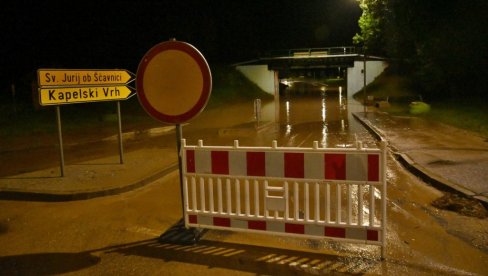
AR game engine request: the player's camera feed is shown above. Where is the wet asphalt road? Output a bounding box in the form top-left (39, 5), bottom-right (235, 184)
top-left (0, 91), bottom-right (487, 275)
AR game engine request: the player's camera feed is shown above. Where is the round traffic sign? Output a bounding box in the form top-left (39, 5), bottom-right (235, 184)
top-left (136, 40), bottom-right (212, 124)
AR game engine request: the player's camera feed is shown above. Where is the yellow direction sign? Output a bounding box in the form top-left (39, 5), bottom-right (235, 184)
top-left (37, 69), bottom-right (134, 87)
top-left (39, 86), bottom-right (135, 106)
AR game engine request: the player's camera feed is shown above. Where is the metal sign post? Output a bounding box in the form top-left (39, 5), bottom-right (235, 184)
top-left (176, 124), bottom-right (184, 213)
top-left (55, 106), bottom-right (65, 177)
top-left (117, 101), bottom-right (124, 164)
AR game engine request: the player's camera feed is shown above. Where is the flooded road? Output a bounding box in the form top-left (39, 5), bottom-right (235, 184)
top-left (1, 87), bottom-right (487, 275)
top-left (190, 89), bottom-right (488, 274)
top-left (275, 90), bottom-right (372, 148)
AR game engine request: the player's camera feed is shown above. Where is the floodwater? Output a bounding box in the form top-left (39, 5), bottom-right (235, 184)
top-left (1, 85), bottom-right (487, 275)
top-left (275, 89), bottom-right (372, 148)
top-left (201, 86), bottom-right (374, 149)
top-left (194, 86), bottom-right (488, 275)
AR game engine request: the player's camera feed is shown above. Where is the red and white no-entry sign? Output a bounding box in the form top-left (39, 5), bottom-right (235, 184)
top-left (136, 40), bottom-right (212, 124)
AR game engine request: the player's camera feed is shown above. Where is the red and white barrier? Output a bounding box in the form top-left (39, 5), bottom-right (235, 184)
top-left (182, 139), bottom-right (387, 258)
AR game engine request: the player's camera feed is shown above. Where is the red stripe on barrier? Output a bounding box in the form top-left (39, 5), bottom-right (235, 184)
top-left (213, 217), bottom-right (231, 227)
top-left (248, 220), bottom-right (266, 230)
top-left (367, 230), bottom-right (379, 241)
top-left (186, 150), bottom-right (195, 173)
top-left (368, 154), bottom-right (380, 181)
top-left (247, 152), bottom-right (266, 176)
top-left (189, 215), bottom-right (197, 224)
top-left (211, 151), bottom-right (229, 174)
top-left (324, 226), bottom-right (346, 238)
top-left (285, 223), bottom-right (305, 234)
top-left (285, 152), bottom-right (304, 178)
top-left (325, 154), bottom-right (346, 180)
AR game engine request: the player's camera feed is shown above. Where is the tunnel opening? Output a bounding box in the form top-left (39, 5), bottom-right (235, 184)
top-left (278, 67), bottom-right (347, 97)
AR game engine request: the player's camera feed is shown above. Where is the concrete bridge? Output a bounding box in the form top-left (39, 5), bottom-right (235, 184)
top-left (233, 47), bottom-right (388, 99)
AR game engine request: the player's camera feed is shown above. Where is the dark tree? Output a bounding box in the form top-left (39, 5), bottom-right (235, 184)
top-left (354, 0), bottom-right (488, 101)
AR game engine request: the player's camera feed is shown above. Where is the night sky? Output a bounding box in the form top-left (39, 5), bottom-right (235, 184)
top-left (1, 0), bottom-right (361, 87)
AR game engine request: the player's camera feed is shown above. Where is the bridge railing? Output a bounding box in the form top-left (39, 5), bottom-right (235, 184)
top-left (264, 46), bottom-right (359, 58)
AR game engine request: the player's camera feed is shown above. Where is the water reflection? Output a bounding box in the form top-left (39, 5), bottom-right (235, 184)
top-left (320, 92), bottom-right (328, 147)
top-left (276, 85), bottom-right (373, 148)
top-left (285, 100), bottom-right (291, 136)
top-left (321, 93), bottom-right (326, 122)
top-left (322, 123), bottom-right (328, 148)
top-left (339, 86), bottom-right (343, 106)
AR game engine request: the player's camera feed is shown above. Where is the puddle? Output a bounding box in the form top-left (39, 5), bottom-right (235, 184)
top-left (432, 193), bottom-right (488, 218)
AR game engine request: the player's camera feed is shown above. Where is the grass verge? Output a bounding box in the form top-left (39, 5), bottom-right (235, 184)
top-left (354, 73), bottom-right (488, 137)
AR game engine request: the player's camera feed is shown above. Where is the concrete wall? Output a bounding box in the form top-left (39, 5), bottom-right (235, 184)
top-left (237, 60), bottom-right (387, 98)
top-left (236, 65), bottom-right (275, 95)
top-left (347, 60), bottom-right (388, 98)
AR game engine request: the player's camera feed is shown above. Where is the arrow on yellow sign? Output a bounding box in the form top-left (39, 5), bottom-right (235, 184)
top-left (37, 69), bottom-right (134, 87)
top-left (39, 86), bottom-right (135, 106)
